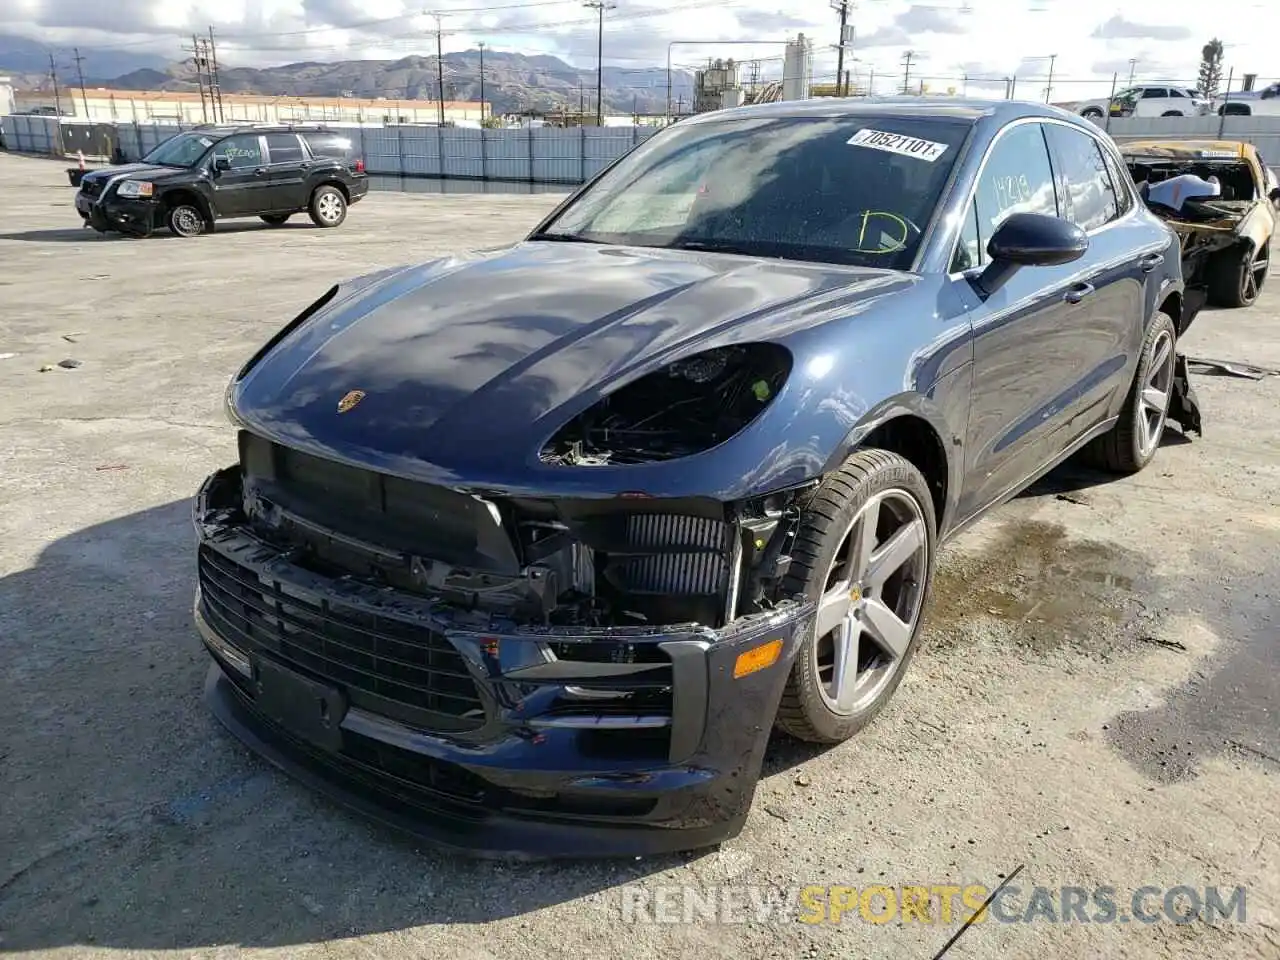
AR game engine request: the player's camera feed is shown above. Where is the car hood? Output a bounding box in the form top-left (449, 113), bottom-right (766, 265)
top-left (231, 240), bottom-right (915, 485)
top-left (82, 162), bottom-right (190, 185)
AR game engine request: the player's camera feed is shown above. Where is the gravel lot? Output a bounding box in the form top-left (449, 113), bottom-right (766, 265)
top-left (1, 151), bottom-right (1277, 959)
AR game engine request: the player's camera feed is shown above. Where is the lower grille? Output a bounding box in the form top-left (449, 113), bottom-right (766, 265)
top-left (198, 545), bottom-right (485, 732)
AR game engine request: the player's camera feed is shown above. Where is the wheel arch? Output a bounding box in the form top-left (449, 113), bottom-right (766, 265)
top-left (313, 178), bottom-right (350, 202)
top-left (162, 187), bottom-right (212, 223)
top-left (822, 395), bottom-right (961, 537)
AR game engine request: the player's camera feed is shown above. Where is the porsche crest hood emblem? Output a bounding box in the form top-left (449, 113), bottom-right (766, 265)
top-left (337, 389), bottom-right (366, 413)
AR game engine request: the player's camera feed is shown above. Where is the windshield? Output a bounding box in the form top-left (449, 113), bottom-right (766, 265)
top-left (142, 132), bottom-right (217, 167)
top-left (535, 115), bottom-right (972, 270)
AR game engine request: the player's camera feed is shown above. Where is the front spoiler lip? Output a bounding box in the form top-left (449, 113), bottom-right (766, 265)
top-left (205, 663), bottom-right (747, 860)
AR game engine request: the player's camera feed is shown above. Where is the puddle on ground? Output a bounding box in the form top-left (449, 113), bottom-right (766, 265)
top-left (925, 519), bottom-right (1153, 656)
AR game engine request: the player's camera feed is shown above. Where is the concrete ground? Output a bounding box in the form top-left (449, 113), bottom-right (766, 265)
top-left (0, 151), bottom-right (1277, 959)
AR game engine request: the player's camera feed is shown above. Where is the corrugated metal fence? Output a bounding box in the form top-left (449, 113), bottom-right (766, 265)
top-left (0, 114), bottom-right (660, 184)
top-left (6, 112), bottom-right (1278, 182)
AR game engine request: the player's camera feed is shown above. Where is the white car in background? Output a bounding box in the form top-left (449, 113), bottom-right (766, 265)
top-left (1067, 84), bottom-right (1210, 120)
top-left (1214, 81), bottom-right (1280, 116)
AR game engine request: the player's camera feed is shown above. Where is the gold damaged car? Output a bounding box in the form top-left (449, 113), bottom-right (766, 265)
top-left (1121, 139), bottom-right (1278, 309)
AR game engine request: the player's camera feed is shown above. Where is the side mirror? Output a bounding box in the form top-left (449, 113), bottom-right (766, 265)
top-left (213, 155), bottom-right (231, 173)
top-left (973, 212), bottom-right (1089, 297)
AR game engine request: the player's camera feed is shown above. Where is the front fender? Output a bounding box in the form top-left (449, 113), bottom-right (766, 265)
top-left (821, 362), bottom-right (972, 535)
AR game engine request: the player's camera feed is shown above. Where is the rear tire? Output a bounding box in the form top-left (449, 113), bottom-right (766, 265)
top-left (775, 450), bottom-right (936, 744)
top-left (1084, 312), bottom-right (1177, 473)
top-left (260, 214), bottom-right (291, 226)
top-left (1208, 243), bottom-right (1267, 308)
top-left (166, 202), bottom-right (205, 238)
top-left (308, 186), bottom-right (347, 228)
top-left (1081, 107), bottom-right (1104, 120)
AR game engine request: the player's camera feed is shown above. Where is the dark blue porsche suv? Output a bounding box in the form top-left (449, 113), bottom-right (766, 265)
top-left (193, 98), bottom-right (1200, 858)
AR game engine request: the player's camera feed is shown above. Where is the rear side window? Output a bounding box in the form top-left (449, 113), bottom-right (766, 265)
top-left (303, 133), bottom-right (356, 159)
top-left (1044, 125), bottom-right (1119, 230)
top-left (974, 122), bottom-right (1058, 243)
top-left (265, 133), bottom-right (304, 164)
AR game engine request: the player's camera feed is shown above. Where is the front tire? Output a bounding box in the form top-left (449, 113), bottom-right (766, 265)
top-left (1084, 312), bottom-right (1177, 473)
top-left (308, 186), bottom-right (347, 228)
top-left (1081, 107), bottom-right (1104, 120)
top-left (775, 450), bottom-right (936, 744)
top-left (167, 202), bottom-right (205, 238)
top-left (1208, 243), bottom-right (1268, 308)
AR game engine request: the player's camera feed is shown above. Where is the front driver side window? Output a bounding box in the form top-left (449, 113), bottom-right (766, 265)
top-left (212, 135), bottom-right (263, 170)
top-left (973, 122), bottom-right (1058, 245)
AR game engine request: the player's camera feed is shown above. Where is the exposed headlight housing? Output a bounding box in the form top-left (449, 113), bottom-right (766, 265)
top-left (540, 343), bottom-right (792, 467)
top-left (116, 180), bottom-right (154, 198)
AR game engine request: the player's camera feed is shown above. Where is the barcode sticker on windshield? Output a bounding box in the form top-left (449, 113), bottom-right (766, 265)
top-left (847, 128), bottom-right (949, 162)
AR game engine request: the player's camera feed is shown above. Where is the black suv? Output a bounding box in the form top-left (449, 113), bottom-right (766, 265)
top-left (75, 125), bottom-right (369, 238)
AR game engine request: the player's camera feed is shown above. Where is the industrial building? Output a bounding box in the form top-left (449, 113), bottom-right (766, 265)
top-left (12, 88), bottom-right (488, 126)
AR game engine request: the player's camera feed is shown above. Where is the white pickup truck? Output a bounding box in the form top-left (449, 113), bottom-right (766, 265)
top-left (1214, 82), bottom-right (1280, 116)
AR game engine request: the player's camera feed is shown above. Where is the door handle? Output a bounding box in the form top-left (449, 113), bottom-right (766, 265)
top-left (1139, 252), bottom-right (1165, 273)
top-left (1063, 282), bottom-right (1095, 304)
top-left (253, 167), bottom-right (267, 176)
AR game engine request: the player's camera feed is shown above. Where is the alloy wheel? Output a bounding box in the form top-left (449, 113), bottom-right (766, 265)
top-left (317, 193), bottom-right (343, 223)
top-left (1243, 247), bottom-right (1268, 304)
top-left (172, 206), bottom-right (201, 236)
top-left (812, 489), bottom-right (929, 717)
top-left (1138, 329), bottom-right (1175, 458)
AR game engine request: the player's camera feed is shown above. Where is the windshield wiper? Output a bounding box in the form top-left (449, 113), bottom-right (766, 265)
top-left (668, 239), bottom-right (762, 257)
top-left (530, 231), bottom-right (603, 244)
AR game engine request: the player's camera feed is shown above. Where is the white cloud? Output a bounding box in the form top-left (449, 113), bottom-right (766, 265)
top-left (3, 0), bottom-right (1277, 98)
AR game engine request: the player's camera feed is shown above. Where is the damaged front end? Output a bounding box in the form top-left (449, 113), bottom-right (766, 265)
top-left (193, 431), bottom-right (815, 857)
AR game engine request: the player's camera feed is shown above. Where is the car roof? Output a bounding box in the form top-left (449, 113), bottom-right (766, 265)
top-left (185, 124), bottom-right (342, 138)
top-left (682, 96), bottom-right (1085, 127)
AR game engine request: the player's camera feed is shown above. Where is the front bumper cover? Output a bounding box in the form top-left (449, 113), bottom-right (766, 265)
top-left (76, 189), bottom-right (157, 235)
top-left (194, 467), bottom-right (813, 858)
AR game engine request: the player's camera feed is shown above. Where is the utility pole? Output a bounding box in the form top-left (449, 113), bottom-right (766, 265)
top-left (1044, 52), bottom-right (1057, 103)
top-left (185, 36), bottom-right (209, 122)
top-left (578, 78), bottom-right (585, 119)
top-left (429, 13), bottom-right (446, 127)
top-left (208, 27), bottom-right (224, 122)
top-left (901, 50), bottom-right (914, 94)
top-left (72, 47), bottom-right (89, 118)
top-left (478, 41), bottom-right (486, 123)
top-left (1127, 58), bottom-right (1137, 87)
top-left (48, 53), bottom-right (62, 117)
top-left (584, 1), bottom-right (615, 126)
top-left (832, 0), bottom-right (851, 97)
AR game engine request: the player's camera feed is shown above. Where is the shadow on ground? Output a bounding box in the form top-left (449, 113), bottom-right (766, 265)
top-left (0, 221), bottom-right (318, 243)
top-left (0, 501), bottom-right (684, 953)
top-left (1, 439), bottom-right (1274, 950)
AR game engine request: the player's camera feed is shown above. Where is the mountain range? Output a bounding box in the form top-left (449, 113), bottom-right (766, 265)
top-left (0, 35), bottom-right (696, 116)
